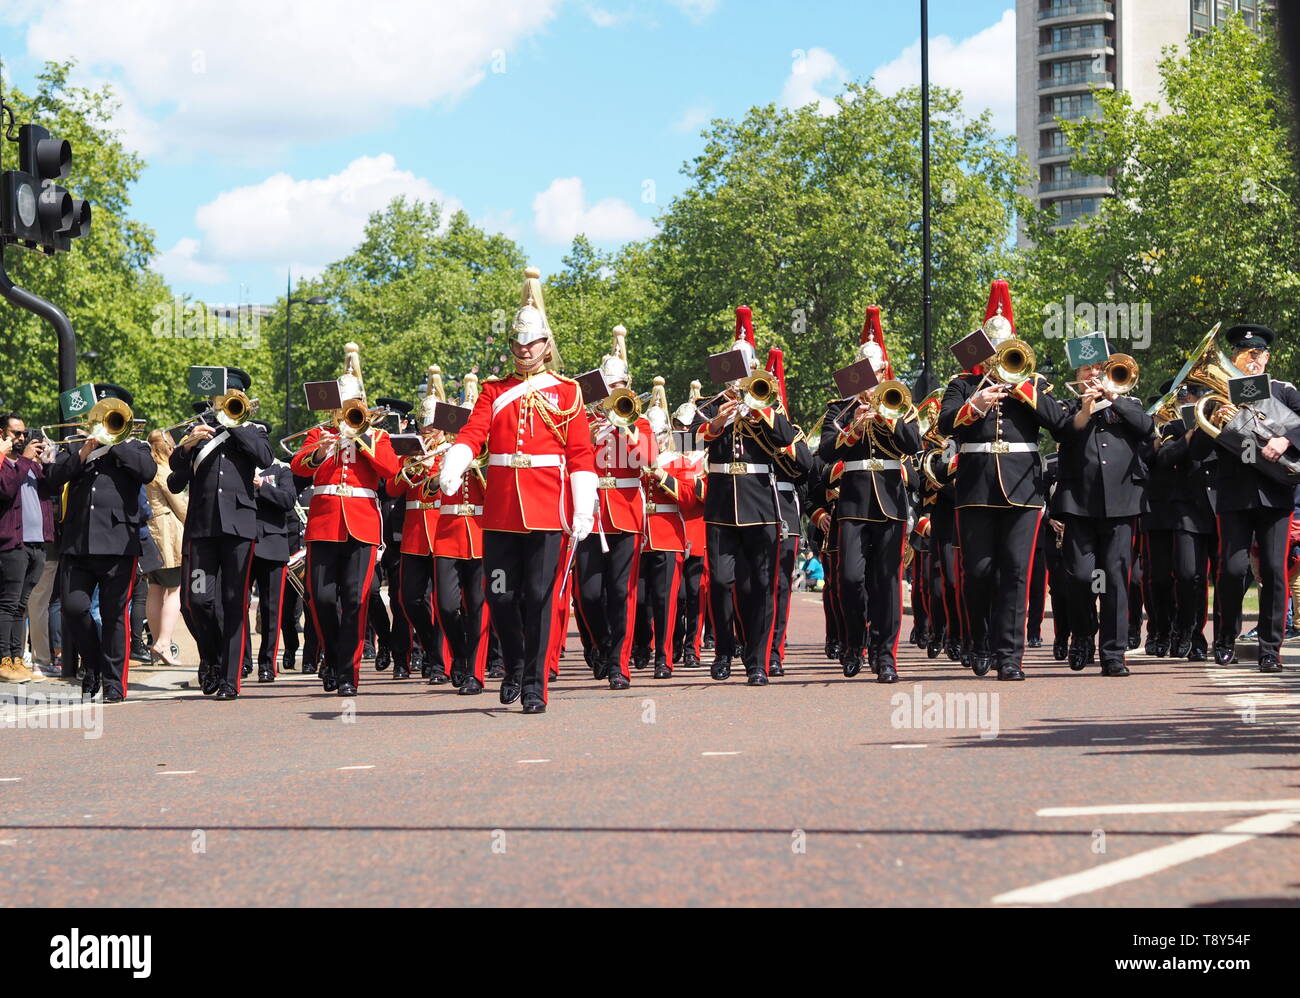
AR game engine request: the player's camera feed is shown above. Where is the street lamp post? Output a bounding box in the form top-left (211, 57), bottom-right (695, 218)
top-left (283, 270), bottom-right (329, 437)
top-left (919, 0), bottom-right (934, 398)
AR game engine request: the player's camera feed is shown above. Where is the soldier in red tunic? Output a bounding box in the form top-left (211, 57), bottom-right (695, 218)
top-left (438, 267), bottom-right (597, 714)
top-left (290, 343), bottom-right (401, 697)
top-left (668, 387), bottom-right (709, 669)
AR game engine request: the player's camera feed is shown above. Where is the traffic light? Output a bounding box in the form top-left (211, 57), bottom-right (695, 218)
top-left (1, 122), bottom-right (92, 254)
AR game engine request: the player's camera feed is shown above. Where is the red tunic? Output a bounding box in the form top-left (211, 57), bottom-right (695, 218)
top-left (452, 372), bottom-right (597, 533)
top-left (433, 461), bottom-right (487, 560)
top-left (660, 449), bottom-right (707, 557)
top-left (592, 415), bottom-right (657, 535)
top-left (290, 426), bottom-right (401, 545)
top-left (394, 460), bottom-right (441, 557)
top-left (642, 466), bottom-right (700, 553)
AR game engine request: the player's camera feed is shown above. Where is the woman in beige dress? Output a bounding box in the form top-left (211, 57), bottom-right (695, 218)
top-left (145, 430), bottom-right (187, 665)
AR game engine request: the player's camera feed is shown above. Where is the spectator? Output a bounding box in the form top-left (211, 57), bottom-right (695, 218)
top-left (0, 412), bottom-right (53, 683)
top-left (144, 430), bottom-right (186, 665)
top-left (805, 552), bottom-right (825, 592)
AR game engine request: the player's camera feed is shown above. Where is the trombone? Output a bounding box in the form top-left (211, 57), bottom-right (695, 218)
top-left (159, 390), bottom-right (259, 439)
top-left (1066, 354), bottom-right (1140, 399)
top-left (698, 370), bottom-right (780, 414)
top-left (589, 388), bottom-right (650, 430)
top-left (278, 402), bottom-right (395, 456)
top-left (41, 398), bottom-right (143, 447)
top-left (975, 338), bottom-right (1036, 391)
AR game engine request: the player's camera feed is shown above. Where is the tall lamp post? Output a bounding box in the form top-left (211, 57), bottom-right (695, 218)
top-left (283, 271), bottom-right (329, 436)
top-left (918, 0), bottom-right (935, 398)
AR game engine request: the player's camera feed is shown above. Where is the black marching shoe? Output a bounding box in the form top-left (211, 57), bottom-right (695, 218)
top-left (746, 669), bottom-right (769, 686)
top-left (427, 669), bottom-right (449, 684)
top-left (702, 635), bottom-right (715, 651)
top-left (499, 671), bottom-right (523, 704)
top-left (1052, 636), bottom-right (1069, 661)
top-left (1213, 645), bottom-right (1237, 666)
top-left (521, 695), bottom-right (546, 714)
top-left (81, 674), bottom-right (101, 700)
top-left (1169, 632), bottom-right (1192, 659)
top-left (1067, 639), bottom-right (1091, 672)
top-left (103, 689), bottom-right (126, 704)
top-left (241, 661), bottom-right (252, 679)
top-left (710, 656), bottom-right (732, 681)
top-left (1127, 629), bottom-right (1141, 651)
top-left (841, 651), bottom-right (862, 678)
top-left (198, 661), bottom-right (219, 696)
top-left (1026, 634), bottom-right (1043, 649)
top-left (653, 660), bottom-right (672, 679)
top-left (1258, 653), bottom-right (1282, 674)
top-left (608, 671), bottom-right (630, 691)
top-left (1101, 661), bottom-right (1130, 677)
top-left (487, 663), bottom-right (506, 680)
top-left (876, 662), bottom-right (898, 684)
top-left (672, 647), bottom-right (683, 665)
top-left (824, 639), bottom-right (840, 661)
top-left (258, 668), bottom-right (275, 683)
top-left (337, 681), bottom-right (357, 697)
top-left (945, 640), bottom-right (962, 662)
top-left (282, 650), bottom-right (296, 672)
top-left (393, 659), bottom-right (411, 680)
top-left (632, 649), bottom-right (651, 671)
top-left (927, 636), bottom-right (942, 659)
top-left (374, 644), bottom-right (391, 671)
top-left (997, 664), bottom-right (1025, 681)
top-left (215, 685), bottom-right (239, 701)
top-left (768, 660), bottom-right (784, 677)
top-left (682, 651), bottom-right (700, 669)
top-left (321, 667), bottom-right (338, 693)
top-left (972, 651), bottom-right (993, 677)
top-left (1187, 643), bottom-right (1207, 662)
top-left (450, 659), bottom-right (468, 688)
top-left (458, 676), bottom-right (484, 695)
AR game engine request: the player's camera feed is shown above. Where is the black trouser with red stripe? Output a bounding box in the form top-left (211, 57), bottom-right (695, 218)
top-left (1062, 514), bottom-right (1134, 668)
top-left (771, 535), bottom-right (799, 669)
top-left (822, 548), bottom-right (846, 650)
top-left (62, 554), bottom-right (137, 699)
top-left (435, 556), bottom-right (488, 681)
top-left (1217, 507), bottom-right (1293, 658)
top-left (1143, 529), bottom-right (1176, 643)
top-left (956, 506), bottom-right (1042, 670)
top-left (399, 553), bottom-right (442, 672)
top-left (673, 554), bottom-right (705, 661)
top-left (637, 549), bottom-right (683, 669)
top-left (706, 522), bottom-right (779, 674)
top-left (576, 531), bottom-right (641, 679)
top-left (1026, 519), bottom-right (1049, 640)
top-left (1173, 529), bottom-right (1211, 652)
top-left (306, 538), bottom-right (377, 687)
top-left (837, 518), bottom-right (906, 669)
top-left (181, 536), bottom-right (255, 692)
top-left (251, 556), bottom-right (287, 674)
top-left (484, 529), bottom-right (565, 703)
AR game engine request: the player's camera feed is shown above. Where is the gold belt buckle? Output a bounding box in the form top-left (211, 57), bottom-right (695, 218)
top-left (336, 485), bottom-right (354, 498)
top-left (457, 503), bottom-right (476, 516)
top-left (865, 458), bottom-right (884, 472)
top-left (598, 475), bottom-right (617, 489)
top-left (727, 462), bottom-right (747, 475)
top-left (510, 453), bottom-right (532, 469)
top-left (990, 441), bottom-right (1010, 454)
top-left (646, 502), bottom-right (657, 515)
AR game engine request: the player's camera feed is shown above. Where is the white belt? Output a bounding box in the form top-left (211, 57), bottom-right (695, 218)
top-left (597, 476), bottom-right (641, 489)
top-left (646, 503), bottom-right (679, 514)
top-left (405, 500), bottom-right (440, 511)
top-left (488, 453), bottom-right (565, 469)
top-left (315, 485), bottom-right (378, 499)
top-left (842, 459), bottom-right (901, 472)
top-left (441, 503), bottom-right (483, 516)
top-left (776, 481), bottom-right (796, 492)
top-left (959, 442), bottom-right (1036, 454)
top-left (708, 462), bottom-right (771, 475)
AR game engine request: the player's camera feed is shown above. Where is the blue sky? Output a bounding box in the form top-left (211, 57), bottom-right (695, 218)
top-left (0, 0), bottom-right (1014, 306)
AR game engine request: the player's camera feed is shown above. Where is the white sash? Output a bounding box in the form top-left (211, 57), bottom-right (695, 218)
top-left (83, 445), bottom-right (112, 464)
top-left (492, 373), bottom-right (560, 417)
top-left (194, 429), bottom-right (229, 470)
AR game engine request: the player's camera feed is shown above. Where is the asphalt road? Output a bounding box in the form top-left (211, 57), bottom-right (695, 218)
top-left (2, 594), bottom-right (1298, 907)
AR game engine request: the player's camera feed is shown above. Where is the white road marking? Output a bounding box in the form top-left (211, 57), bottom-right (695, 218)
top-left (337, 765), bottom-right (375, 771)
top-left (1038, 799), bottom-right (1300, 817)
top-left (157, 770), bottom-right (196, 776)
top-left (993, 809), bottom-right (1300, 905)
top-left (517, 759), bottom-right (550, 764)
top-left (701, 751), bottom-right (740, 756)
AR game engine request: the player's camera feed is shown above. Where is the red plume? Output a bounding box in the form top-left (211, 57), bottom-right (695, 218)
top-left (734, 306), bottom-right (756, 349)
top-left (860, 305), bottom-right (893, 380)
top-left (764, 347), bottom-right (788, 412)
top-left (983, 280), bottom-right (1015, 334)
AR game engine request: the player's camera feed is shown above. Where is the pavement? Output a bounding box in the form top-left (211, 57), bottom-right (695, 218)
top-left (2, 592), bottom-right (1298, 907)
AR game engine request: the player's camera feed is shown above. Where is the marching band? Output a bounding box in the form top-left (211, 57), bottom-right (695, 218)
top-left (18, 268), bottom-right (1300, 712)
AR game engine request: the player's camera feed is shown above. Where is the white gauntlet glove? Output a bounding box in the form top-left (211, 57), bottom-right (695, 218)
top-left (438, 443), bottom-right (474, 495)
top-left (568, 469), bottom-right (597, 542)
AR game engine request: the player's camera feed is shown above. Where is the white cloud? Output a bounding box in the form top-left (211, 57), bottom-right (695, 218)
top-left (780, 48), bottom-right (848, 117)
top-left (185, 154), bottom-right (457, 277)
top-left (5, 0), bottom-right (560, 160)
top-left (532, 177), bottom-right (657, 245)
top-left (871, 9), bottom-right (1017, 133)
top-left (667, 0), bottom-right (719, 22)
top-left (672, 102), bottom-right (715, 134)
top-left (587, 6), bottom-right (629, 27)
top-left (152, 237), bottom-right (229, 286)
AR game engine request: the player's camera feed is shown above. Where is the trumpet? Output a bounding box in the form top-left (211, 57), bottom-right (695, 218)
top-left (42, 398), bottom-right (143, 447)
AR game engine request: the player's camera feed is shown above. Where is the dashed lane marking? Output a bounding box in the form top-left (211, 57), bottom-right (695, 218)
top-left (337, 765), bottom-right (375, 771)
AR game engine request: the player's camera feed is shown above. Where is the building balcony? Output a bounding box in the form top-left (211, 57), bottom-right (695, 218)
top-left (1038, 38), bottom-right (1113, 59)
top-left (1039, 175), bottom-right (1110, 195)
top-left (1037, 1), bottom-right (1114, 28)
top-left (1038, 106), bottom-right (1101, 126)
top-left (1037, 74), bottom-right (1114, 96)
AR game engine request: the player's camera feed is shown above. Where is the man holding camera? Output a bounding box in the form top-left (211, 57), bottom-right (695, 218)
top-left (0, 414), bottom-right (54, 683)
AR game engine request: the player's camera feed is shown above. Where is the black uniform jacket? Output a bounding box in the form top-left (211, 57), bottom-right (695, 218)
top-left (1151, 422), bottom-right (1217, 535)
top-left (1052, 395), bottom-right (1153, 519)
top-left (49, 439), bottom-right (157, 557)
top-left (168, 423), bottom-right (274, 541)
top-left (252, 461), bottom-right (298, 563)
top-left (937, 373), bottom-right (1067, 509)
top-left (818, 397), bottom-right (921, 521)
top-left (694, 399), bottom-right (798, 527)
top-left (1189, 379), bottom-right (1300, 514)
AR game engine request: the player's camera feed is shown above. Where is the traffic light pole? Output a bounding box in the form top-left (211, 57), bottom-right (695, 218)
top-left (0, 249), bottom-right (77, 393)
